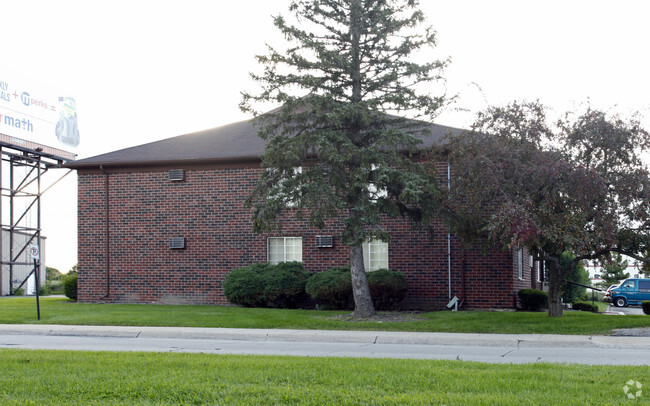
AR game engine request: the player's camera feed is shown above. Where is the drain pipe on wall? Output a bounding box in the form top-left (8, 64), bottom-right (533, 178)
top-left (99, 165), bottom-right (111, 300)
top-left (447, 162), bottom-right (452, 301)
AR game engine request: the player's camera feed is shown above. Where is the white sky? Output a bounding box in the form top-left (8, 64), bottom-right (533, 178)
top-left (3, 0), bottom-right (650, 273)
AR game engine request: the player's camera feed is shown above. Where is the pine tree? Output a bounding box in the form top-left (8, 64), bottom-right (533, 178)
top-left (241, 0), bottom-right (450, 317)
top-left (600, 253), bottom-right (630, 286)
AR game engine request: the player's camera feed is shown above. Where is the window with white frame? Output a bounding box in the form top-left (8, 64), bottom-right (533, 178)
top-left (363, 239), bottom-right (388, 272)
top-left (268, 237), bottom-right (303, 264)
top-left (517, 248), bottom-right (524, 280)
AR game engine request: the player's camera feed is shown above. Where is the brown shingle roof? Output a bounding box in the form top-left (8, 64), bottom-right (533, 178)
top-left (65, 116), bottom-right (461, 169)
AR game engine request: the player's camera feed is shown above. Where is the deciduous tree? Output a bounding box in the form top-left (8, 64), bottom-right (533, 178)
top-left (435, 101), bottom-right (650, 317)
top-left (241, 0), bottom-right (450, 317)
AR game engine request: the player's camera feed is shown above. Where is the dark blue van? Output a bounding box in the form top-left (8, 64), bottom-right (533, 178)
top-left (610, 278), bottom-right (650, 307)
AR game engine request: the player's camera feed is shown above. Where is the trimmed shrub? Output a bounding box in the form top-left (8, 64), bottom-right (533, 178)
top-left (642, 301), bottom-right (650, 315)
top-left (263, 262), bottom-right (312, 308)
top-left (571, 301), bottom-right (599, 313)
top-left (223, 262), bottom-right (312, 308)
top-left (518, 289), bottom-right (548, 311)
top-left (305, 267), bottom-right (353, 310)
top-left (223, 263), bottom-right (269, 307)
top-left (306, 267), bottom-right (408, 310)
top-left (367, 268), bottom-right (408, 310)
top-left (12, 287), bottom-right (24, 296)
top-left (62, 271), bottom-right (78, 300)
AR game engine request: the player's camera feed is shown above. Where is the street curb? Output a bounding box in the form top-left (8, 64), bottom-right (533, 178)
top-left (1, 324), bottom-right (650, 349)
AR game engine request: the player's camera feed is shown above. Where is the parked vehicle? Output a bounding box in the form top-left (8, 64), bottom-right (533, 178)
top-left (610, 278), bottom-right (650, 307)
top-left (603, 284), bottom-right (619, 302)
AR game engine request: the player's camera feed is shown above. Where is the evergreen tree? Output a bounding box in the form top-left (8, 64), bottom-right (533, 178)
top-left (241, 0), bottom-right (450, 317)
top-left (600, 253), bottom-right (630, 286)
top-left (560, 253), bottom-right (590, 303)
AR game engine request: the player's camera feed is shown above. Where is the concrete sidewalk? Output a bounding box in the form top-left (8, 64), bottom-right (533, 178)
top-left (1, 324), bottom-right (649, 350)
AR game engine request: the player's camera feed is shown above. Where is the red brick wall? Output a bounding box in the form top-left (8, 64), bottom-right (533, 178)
top-left (77, 164), bottom-right (523, 309)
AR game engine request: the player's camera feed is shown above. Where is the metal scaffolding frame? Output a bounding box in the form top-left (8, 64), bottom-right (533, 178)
top-left (0, 142), bottom-right (71, 296)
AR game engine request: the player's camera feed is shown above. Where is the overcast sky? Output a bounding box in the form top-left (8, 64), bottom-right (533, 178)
top-left (3, 0), bottom-right (650, 272)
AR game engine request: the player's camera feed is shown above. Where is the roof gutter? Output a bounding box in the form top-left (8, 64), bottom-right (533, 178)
top-left (64, 156), bottom-right (263, 170)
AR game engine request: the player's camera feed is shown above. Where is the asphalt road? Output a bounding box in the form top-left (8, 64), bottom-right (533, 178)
top-left (1, 324), bottom-right (649, 365)
top-left (606, 305), bottom-right (645, 315)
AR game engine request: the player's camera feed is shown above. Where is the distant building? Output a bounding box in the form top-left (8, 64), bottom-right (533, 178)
top-left (1, 230), bottom-right (46, 295)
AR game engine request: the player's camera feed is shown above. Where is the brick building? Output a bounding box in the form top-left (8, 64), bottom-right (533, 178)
top-left (66, 117), bottom-right (543, 309)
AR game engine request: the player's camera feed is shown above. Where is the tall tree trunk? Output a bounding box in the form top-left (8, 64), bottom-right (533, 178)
top-left (350, 0), bottom-right (362, 105)
top-left (546, 259), bottom-right (564, 317)
top-left (350, 245), bottom-right (376, 317)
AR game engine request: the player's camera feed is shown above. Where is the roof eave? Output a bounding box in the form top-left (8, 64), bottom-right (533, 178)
top-left (64, 155), bottom-right (262, 170)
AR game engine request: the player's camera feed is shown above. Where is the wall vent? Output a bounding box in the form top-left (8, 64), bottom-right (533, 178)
top-left (315, 235), bottom-right (333, 248)
top-left (169, 237), bottom-right (186, 249)
top-left (168, 169), bottom-right (185, 182)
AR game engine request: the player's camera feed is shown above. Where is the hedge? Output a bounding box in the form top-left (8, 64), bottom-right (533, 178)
top-left (571, 301), bottom-right (599, 313)
top-left (366, 269), bottom-right (408, 310)
top-left (223, 262), bottom-right (312, 308)
top-left (62, 271), bottom-right (78, 301)
top-left (642, 301), bottom-right (650, 315)
top-left (305, 267), bottom-right (352, 310)
top-left (223, 263), bottom-right (269, 307)
top-left (263, 262), bottom-right (312, 308)
top-left (225, 263), bottom-right (409, 310)
top-left (305, 267), bottom-right (408, 310)
top-left (518, 289), bottom-right (548, 311)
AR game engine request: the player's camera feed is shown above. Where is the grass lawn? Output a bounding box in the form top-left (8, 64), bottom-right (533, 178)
top-left (1, 296), bottom-right (649, 335)
top-left (0, 349), bottom-right (647, 405)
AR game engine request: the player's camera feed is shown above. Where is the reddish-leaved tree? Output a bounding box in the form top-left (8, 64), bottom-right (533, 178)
top-left (434, 101), bottom-right (650, 316)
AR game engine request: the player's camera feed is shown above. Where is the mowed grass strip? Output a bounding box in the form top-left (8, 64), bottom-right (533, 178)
top-left (1, 297), bottom-right (649, 335)
top-left (0, 349), bottom-right (646, 405)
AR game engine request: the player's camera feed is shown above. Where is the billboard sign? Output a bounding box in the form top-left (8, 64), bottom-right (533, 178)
top-left (0, 72), bottom-right (79, 159)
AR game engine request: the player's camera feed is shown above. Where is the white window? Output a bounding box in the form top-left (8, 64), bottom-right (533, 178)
top-left (363, 239), bottom-right (388, 272)
top-left (517, 248), bottom-right (524, 280)
top-left (268, 237), bottom-right (303, 264)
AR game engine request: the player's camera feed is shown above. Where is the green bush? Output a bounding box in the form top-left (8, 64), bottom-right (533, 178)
top-left (518, 289), bottom-right (548, 311)
top-left (642, 301), bottom-right (650, 315)
top-left (40, 279), bottom-right (64, 296)
top-left (12, 287), bottom-right (24, 296)
top-left (366, 268), bottom-right (408, 310)
top-left (223, 263), bottom-right (269, 307)
top-left (305, 267), bottom-right (353, 310)
top-left (305, 267), bottom-right (408, 310)
top-left (223, 262), bottom-right (312, 308)
top-left (263, 262), bottom-right (312, 308)
top-left (62, 271), bottom-right (78, 300)
top-left (571, 301), bottom-right (599, 313)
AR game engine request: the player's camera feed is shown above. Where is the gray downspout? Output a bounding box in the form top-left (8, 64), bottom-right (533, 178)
top-left (100, 166), bottom-right (110, 299)
top-left (447, 162), bottom-right (452, 300)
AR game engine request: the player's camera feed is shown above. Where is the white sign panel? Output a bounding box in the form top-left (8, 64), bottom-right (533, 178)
top-left (0, 72), bottom-right (79, 154)
top-left (29, 244), bottom-right (40, 260)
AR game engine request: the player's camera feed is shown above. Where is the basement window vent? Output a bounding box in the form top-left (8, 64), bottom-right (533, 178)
top-left (169, 237), bottom-right (186, 249)
top-left (315, 235), bottom-right (333, 248)
top-left (168, 169), bottom-right (185, 182)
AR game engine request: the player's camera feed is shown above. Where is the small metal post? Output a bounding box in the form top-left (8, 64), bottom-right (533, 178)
top-left (34, 258), bottom-right (40, 320)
